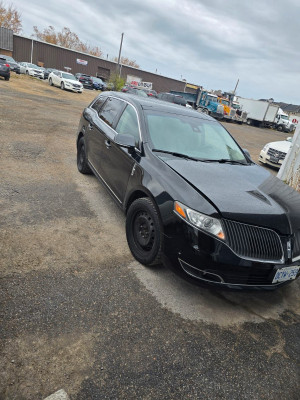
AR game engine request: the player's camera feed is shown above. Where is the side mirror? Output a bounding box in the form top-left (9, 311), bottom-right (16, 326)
top-left (115, 133), bottom-right (136, 150)
top-left (243, 148), bottom-right (252, 160)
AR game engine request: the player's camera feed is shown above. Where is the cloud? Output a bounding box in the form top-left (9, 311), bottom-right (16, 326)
top-left (11, 0), bottom-right (300, 103)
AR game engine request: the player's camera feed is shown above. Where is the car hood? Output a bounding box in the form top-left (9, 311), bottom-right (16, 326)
top-left (163, 158), bottom-right (300, 234)
top-left (267, 140), bottom-right (292, 152)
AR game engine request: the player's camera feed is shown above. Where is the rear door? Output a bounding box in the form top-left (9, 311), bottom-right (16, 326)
top-left (87, 97), bottom-right (126, 200)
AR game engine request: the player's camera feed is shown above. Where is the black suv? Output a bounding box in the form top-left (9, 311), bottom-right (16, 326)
top-left (75, 73), bottom-right (93, 89)
top-left (0, 55), bottom-right (20, 74)
top-left (0, 57), bottom-right (10, 80)
top-left (157, 92), bottom-right (187, 107)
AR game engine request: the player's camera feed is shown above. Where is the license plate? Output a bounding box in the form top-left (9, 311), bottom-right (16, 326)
top-left (270, 156), bottom-right (279, 163)
top-left (272, 265), bottom-right (299, 283)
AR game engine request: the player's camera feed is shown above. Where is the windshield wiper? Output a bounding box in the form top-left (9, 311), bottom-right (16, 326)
top-left (152, 149), bottom-right (200, 161)
top-left (201, 158), bottom-right (247, 165)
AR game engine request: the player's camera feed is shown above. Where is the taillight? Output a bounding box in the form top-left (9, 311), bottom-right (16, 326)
top-left (5, 64), bottom-right (10, 67)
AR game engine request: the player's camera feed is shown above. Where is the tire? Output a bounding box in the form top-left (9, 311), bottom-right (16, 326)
top-left (277, 125), bottom-right (283, 132)
top-left (246, 119), bottom-right (252, 126)
top-left (61, 81), bottom-right (65, 90)
top-left (49, 78), bottom-right (53, 86)
top-left (203, 108), bottom-right (209, 114)
top-left (5, 76), bottom-right (9, 81)
top-left (126, 198), bottom-right (163, 266)
top-left (77, 137), bottom-right (92, 174)
top-left (26, 70), bottom-right (29, 75)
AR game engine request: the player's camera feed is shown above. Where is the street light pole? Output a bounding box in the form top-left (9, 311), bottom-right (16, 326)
top-left (117, 33), bottom-right (124, 77)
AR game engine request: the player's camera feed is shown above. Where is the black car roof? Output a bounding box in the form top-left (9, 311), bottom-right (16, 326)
top-left (100, 91), bottom-right (214, 121)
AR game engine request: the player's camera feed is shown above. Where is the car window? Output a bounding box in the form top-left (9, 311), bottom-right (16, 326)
top-left (99, 98), bottom-right (125, 128)
top-left (115, 104), bottom-right (140, 147)
top-left (92, 97), bottom-right (107, 114)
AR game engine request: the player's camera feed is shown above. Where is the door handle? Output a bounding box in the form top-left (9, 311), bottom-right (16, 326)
top-left (105, 140), bottom-right (111, 149)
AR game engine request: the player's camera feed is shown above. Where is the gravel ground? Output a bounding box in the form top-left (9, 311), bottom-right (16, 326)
top-left (0, 74), bottom-right (299, 400)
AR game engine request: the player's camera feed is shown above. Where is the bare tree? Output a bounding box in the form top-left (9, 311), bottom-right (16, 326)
top-left (0, 1), bottom-right (22, 33)
top-left (112, 56), bottom-right (140, 69)
top-left (32, 25), bottom-right (102, 58)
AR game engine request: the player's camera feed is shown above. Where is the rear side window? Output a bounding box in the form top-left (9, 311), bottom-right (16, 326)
top-left (92, 97), bottom-right (106, 114)
top-left (99, 98), bottom-right (125, 127)
top-left (115, 105), bottom-right (140, 147)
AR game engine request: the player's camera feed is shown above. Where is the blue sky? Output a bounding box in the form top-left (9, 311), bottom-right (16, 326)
top-left (11, 0), bottom-right (300, 104)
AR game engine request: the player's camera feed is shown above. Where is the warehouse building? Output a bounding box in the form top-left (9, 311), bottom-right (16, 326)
top-left (0, 27), bottom-right (200, 93)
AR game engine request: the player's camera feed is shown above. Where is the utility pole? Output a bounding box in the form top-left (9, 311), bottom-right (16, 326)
top-left (117, 33), bottom-right (124, 77)
top-left (233, 78), bottom-right (239, 95)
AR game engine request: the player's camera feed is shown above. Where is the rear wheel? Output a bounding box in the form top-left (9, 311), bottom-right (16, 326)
top-left (126, 198), bottom-right (162, 266)
top-left (77, 137), bottom-right (92, 174)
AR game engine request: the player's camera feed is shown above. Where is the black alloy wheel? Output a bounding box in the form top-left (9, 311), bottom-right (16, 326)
top-left (77, 137), bottom-right (92, 174)
top-left (61, 81), bottom-right (65, 90)
top-left (126, 198), bottom-right (162, 266)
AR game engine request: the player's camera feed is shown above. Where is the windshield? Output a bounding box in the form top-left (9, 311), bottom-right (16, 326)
top-left (93, 77), bottom-right (103, 83)
top-left (145, 111), bottom-right (247, 163)
top-left (207, 95), bottom-right (217, 103)
top-left (27, 63), bottom-right (37, 68)
top-left (221, 99), bottom-right (229, 106)
top-left (280, 114), bottom-right (289, 120)
top-left (232, 103), bottom-right (240, 110)
top-left (62, 73), bottom-right (76, 80)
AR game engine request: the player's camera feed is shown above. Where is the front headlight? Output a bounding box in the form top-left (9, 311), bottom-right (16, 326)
top-left (262, 144), bottom-right (270, 152)
top-left (174, 201), bottom-right (225, 240)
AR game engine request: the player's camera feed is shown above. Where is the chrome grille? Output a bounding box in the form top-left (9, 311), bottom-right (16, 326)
top-left (223, 219), bottom-right (283, 261)
top-left (230, 109), bottom-right (236, 117)
top-left (267, 148), bottom-right (286, 160)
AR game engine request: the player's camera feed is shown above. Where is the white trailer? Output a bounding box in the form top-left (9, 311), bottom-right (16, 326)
top-left (236, 97), bottom-right (279, 126)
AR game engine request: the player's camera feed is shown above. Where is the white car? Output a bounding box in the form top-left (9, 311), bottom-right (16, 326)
top-left (48, 70), bottom-right (83, 93)
top-left (18, 62), bottom-right (44, 79)
top-left (259, 137), bottom-right (292, 169)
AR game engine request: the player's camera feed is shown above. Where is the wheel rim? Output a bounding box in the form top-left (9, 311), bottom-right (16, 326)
top-left (61, 82), bottom-right (64, 89)
top-left (133, 211), bottom-right (155, 251)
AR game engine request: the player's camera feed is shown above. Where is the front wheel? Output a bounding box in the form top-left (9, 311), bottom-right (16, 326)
top-left (61, 81), bottom-right (65, 90)
top-left (126, 198), bottom-right (162, 266)
top-left (49, 78), bottom-right (53, 86)
top-left (277, 125), bottom-right (283, 132)
top-left (5, 76), bottom-right (9, 81)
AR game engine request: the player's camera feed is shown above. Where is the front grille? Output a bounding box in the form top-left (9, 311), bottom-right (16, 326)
top-left (73, 84), bottom-right (80, 88)
top-left (293, 230), bottom-right (300, 258)
top-left (229, 109), bottom-right (236, 117)
top-left (223, 219), bottom-right (283, 261)
top-left (267, 148), bottom-right (286, 160)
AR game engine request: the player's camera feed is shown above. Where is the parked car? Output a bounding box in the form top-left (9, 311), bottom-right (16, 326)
top-left (75, 73), bottom-right (93, 89)
top-left (43, 68), bottom-right (56, 80)
top-left (0, 54), bottom-right (20, 73)
top-left (19, 62), bottom-right (44, 79)
top-left (91, 76), bottom-right (106, 91)
top-left (76, 92), bottom-right (300, 290)
top-left (122, 87), bottom-right (148, 97)
top-left (259, 137), bottom-right (292, 169)
top-left (0, 57), bottom-right (10, 80)
top-left (142, 88), bottom-right (158, 98)
top-left (157, 92), bottom-right (187, 107)
top-left (48, 70), bottom-right (83, 93)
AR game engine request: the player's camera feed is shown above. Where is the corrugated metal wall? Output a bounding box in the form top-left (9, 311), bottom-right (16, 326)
top-left (0, 27), bottom-right (13, 51)
top-left (12, 35), bottom-right (186, 93)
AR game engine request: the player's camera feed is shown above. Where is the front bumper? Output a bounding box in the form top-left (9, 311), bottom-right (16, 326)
top-left (163, 218), bottom-right (299, 290)
top-left (259, 150), bottom-right (283, 169)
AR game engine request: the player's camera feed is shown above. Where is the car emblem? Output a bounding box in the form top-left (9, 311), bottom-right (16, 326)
top-left (274, 152), bottom-right (279, 158)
